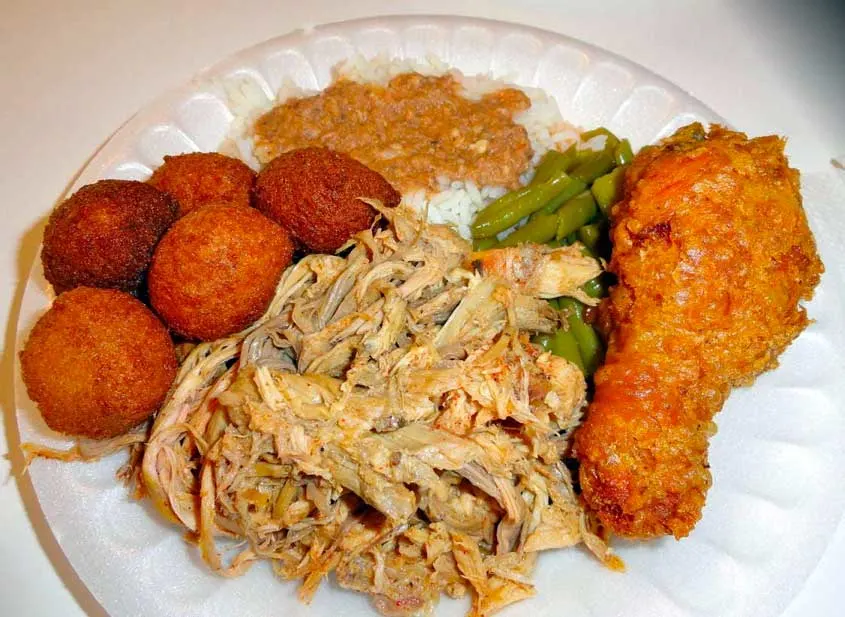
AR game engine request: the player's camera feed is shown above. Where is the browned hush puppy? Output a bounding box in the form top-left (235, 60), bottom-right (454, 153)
top-left (41, 180), bottom-right (177, 293)
top-left (148, 203), bottom-right (294, 341)
top-left (148, 152), bottom-right (255, 217)
top-left (253, 147), bottom-right (401, 253)
top-left (574, 124), bottom-right (823, 539)
top-left (20, 287), bottom-right (177, 439)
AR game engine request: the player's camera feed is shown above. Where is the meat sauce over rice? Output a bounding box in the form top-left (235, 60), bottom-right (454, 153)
top-left (253, 72), bottom-right (533, 192)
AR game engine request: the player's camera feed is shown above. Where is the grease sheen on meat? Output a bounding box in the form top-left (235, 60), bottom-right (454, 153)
top-left (574, 124), bottom-right (823, 539)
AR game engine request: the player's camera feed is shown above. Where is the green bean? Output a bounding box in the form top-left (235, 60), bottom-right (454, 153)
top-left (578, 222), bottom-right (605, 251)
top-left (546, 238), bottom-right (563, 248)
top-left (530, 146), bottom-right (577, 185)
top-left (615, 139), bottom-right (634, 165)
top-left (549, 328), bottom-right (585, 372)
top-left (546, 297), bottom-right (561, 310)
top-left (581, 275), bottom-right (608, 299)
top-left (569, 150), bottom-right (616, 184)
top-left (497, 213), bottom-right (558, 247)
top-left (555, 191), bottom-right (598, 241)
top-left (529, 177), bottom-right (587, 220)
top-left (531, 333), bottom-right (553, 352)
top-left (580, 127), bottom-right (620, 151)
top-left (561, 232), bottom-right (577, 246)
top-left (592, 166), bottom-right (626, 216)
top-left (559, 298), bottom-right (604, 376)
top-left (471, 171), bottom-right (576, 238)
top-left (472, 237), bottom-right (497, 251)
top-left (579, 244), bottom-right (596, 259)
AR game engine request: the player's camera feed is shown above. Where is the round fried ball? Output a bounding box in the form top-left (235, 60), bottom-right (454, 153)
top-left (42, 179), bottom-right (178, 293)
top-left (148, 203), bottom-right (294, 341)
top-left (253, 147), bottom-right (401, 253)
top-left (148, 152), bottom-right (255, 217)
top-left (19, 287), bottom-right (177, 439)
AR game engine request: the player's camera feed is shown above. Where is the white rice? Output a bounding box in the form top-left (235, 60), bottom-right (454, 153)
top-left (219, 54), bottom-right (581, 239)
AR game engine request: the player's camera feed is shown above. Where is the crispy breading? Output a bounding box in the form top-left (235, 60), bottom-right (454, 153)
top-left (19, 287), bottom-right (177, 439)
top-left (148, 203), bottom-right (294, 341)
top-left (148, 152), bottom-right (255, 217)
top-left (41, 179), bottom-right (177, 293)
top-left (253, 147), bottom-right (400, 253)
top-left (574, 124), bottom-right (823, 538)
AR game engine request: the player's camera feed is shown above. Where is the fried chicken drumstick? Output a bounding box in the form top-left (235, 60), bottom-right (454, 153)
top-left (574, 124), bottom-right (823, 538)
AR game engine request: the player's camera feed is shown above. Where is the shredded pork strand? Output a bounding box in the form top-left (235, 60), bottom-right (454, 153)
top-left (135, 202), bottom-right (615, 616)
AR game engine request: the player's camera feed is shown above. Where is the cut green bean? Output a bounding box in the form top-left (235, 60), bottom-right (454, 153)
top-left (531, 333), bottom-right (553, 352)
top-left (472, 237), bottom-right (497, 251)
top-left (471, 171), bottom-right (576, 238)
top-left (497, 213), bottom-right (558, 247)
top-left (592, 166), bottom-right (627, 216)
top-left (549, 328), bottom-right (585, 372)
top-left (530, 146), bottom-right (577, 185)
top-left (529, 177), bottom-right (588, 220)
top-left (578, 222), bottom-right (605, 251)
top-left (581, 275), bottom-right (608, 299)
top-left (569, 150), bottom-right (617, 184)
top-left (579, 244), bottom-right (596, 259)
top-left (614, 139), bottom-right (634, 165)
top-left (559, 298), bottom-right (604, 376)
top-left (580, 127), bottom-right (620, 152)
top-left (555, 191), bottom-right (598, 240)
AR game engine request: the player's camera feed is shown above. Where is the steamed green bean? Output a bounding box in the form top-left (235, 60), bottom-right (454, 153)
top-left (614, 139), bottom-right (634, 165)
top-left (592, 166), bottom-right (626, 216)
top-left (497, 213), bottom-right (558, 247)
top-left (556, 191), bottom-right (598, 240)
top-left (559, 298), bottom-right (604, 376)
top-left (530, 146), bottom-right (577, 185)
top-left (581, 275), bottom-right (608, 299)
top-left (549, 328), bottom-right (585, 371)
top-left (529, 177), bottom-right (587, 219)
top-left (472, 237), bottom-right (497, 251)
top-left (570, 150), bottom-right (616, 184)
top-left (471, 171), bottom-right (575, 238)
top-left (578, 222), bottom-right (605, 251)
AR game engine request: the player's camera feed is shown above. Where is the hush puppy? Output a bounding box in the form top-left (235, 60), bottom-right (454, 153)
top-left (148, 203), bottom-right (294, 341)
top-left (42, 180), bottom-right (178, 293)
top-left (148, 152), bottom-right (255, 217)
top-left (253, 147), bottom-right (400, 253)
top-left (19, 287), bottom-right (177, 440)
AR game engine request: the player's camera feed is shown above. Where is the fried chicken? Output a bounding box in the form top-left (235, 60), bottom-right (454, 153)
top-left (574, 124), bottom-right (823, 539)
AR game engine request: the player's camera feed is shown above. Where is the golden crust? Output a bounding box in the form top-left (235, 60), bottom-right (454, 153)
top-left (575, 124), bottom-right (823, 538)
top-left (148, 152), bottom-right (255, 217)
top-left (148, 203), bottom-right (294, 341)
top-left (19, 287), bottom-right (177, 439)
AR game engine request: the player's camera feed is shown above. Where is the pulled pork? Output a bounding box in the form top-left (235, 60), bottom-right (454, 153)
top-left (141, 202), bottom-right (616, 616)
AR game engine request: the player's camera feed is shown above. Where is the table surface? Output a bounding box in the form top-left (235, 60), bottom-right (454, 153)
top-left (2, 1), bottom-right (843, 615)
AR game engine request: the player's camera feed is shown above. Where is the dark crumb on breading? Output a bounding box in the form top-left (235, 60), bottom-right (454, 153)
top-left (41, 179), bottom-right (177, 294)
top-left (253, 147), bottom-right (400, 253)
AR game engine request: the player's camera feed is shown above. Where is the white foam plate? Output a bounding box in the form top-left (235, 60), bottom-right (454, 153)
top-left (14, 14), bottom-right (845, 617)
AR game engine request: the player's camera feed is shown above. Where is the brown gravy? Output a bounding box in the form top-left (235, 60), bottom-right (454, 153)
top-left (253, 72), bottom-right (533, 192)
